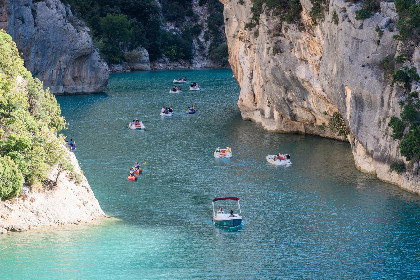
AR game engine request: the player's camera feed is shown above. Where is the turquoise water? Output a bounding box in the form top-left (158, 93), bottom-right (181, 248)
top-left (2, 69), bottom-right (420, 279)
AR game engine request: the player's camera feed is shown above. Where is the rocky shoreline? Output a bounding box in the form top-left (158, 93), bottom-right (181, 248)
top-left (109, 58), bottom-right (230, 73)
top-left (0, 149), bottom-right (106, 234)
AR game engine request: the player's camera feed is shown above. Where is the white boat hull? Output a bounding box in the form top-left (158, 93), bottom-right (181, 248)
top-left (189, 87), bottom-right (201, 91)
top-left (266, 155), bottom-right (292, 166)
top-left (213, 214), bottom-right (242, 228)
top-left (169, 90), bottom-right (182, 93)
top-left (214, 152), bottom-right (232, 158)
top-left (160, 112), bottom-right (173, 117)
top-left (173, 79), bottom-right (187, 84)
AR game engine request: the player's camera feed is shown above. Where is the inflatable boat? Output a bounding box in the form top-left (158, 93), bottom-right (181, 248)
top-left (128, 175), bottom-right (138, 181)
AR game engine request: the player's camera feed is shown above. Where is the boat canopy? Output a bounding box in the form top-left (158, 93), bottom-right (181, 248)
top-left (213, 197), bottom-right (239, 202)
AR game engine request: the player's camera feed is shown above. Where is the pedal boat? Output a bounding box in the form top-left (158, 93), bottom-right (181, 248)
top-left (128, 121), bottom-right (145, 130)
top-left (266, 154), bottom-right (292, 166)
top-left (214, 147), bottom-right (232, 158)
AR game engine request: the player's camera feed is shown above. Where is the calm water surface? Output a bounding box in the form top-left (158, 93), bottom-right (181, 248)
top-left (2, 69), bottom-right (420, 279)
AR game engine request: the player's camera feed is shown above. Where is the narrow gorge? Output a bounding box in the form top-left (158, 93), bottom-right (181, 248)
top-left (221, 0), bottom-right (420, 193)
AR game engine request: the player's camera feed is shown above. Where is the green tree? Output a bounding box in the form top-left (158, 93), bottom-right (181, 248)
top-left (0, 30), bottom-right (66, 199)
top-left (99, 14), bottom-right (133, 63)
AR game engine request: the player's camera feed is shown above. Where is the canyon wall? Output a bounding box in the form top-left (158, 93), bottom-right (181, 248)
top-left (221, 0), bottom-right (420, 193)
top-left (0, 0), bottom-right (108, 94)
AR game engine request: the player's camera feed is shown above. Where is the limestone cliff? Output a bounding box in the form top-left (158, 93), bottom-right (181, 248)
top-left (0, 0), bottom-right (109, 94)
top-left (0, 149), bottom-right (106, 233)
top-left (221, 0), bottom-right (420, 192)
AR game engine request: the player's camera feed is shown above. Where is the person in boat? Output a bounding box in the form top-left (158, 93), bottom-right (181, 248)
top-left (216, 147), bottom-right (221, 153)
top-left (161, 106), bottom-right (166, 113)
top-left (217, 207), bottom-right (223, 214)
top-left (286, 154), bottom-right (290, 160)
top-left (165, 107), bottom-right (169, 114)
top-left (184, 77), bottom-right (187, 81)
top-left (134, 162), bottom-right (140, 169)
top-left (168, 106), bottom-right (173, 113)
top-left (229, 210), bottom-right (235, 217)
top-left (177, 86), bottom-right (181, 91)
top-left (129, 168), bottom-right (136, 177)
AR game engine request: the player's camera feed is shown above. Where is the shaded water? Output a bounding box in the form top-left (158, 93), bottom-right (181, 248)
top-left (2, 69), bottom-right (420, 279)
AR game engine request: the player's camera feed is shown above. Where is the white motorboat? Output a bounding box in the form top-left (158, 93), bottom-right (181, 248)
top-left (212, 197), bottom-right (242, 228)
top-left (128, 121), bottom-right (146, 130)
top-left (214, 147), bottom-right (232, 158)
top-left (266, 154), bottom-right (292, 166)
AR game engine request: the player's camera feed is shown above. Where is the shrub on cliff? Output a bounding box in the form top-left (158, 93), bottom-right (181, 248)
top-left (0, 31), bottom-right (66, 200)
top-left (388, 116), bottom-right (405, 139)
top-left (395, 0), bottom-right (420, 41)
top-left (355, 0), bottom-right (380, 20)
top-left (247, 0), bottom-right (302, 28)
top-left (400, 126), bottom-right (420, 161)
top-left (0, 156), bottom-right (24, 200)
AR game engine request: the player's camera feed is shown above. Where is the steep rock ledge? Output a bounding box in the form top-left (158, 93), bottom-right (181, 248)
top-left (0, 149), bottom-right (106, 233)
top-left (0, 0), bottom-right (109, 94)
top-left (221, 0), bottom-right (419, 193)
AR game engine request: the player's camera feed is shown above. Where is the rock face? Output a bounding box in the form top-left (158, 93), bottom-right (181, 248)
top-left (1, 0), bottom-right (108, 94)
top-left (0, 149), bottom-right (106, 233)
top-left (221, 0), bottom-right (420, 193)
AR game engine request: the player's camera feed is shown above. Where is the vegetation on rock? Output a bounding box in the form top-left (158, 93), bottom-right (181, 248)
top-left (395, 0), bottom-right (420, 41)
top-left (390, 161), bottom-right (406, 173)
top-left (0, 31), bottom-right (66, 200)
top-left (247, 0), bottom-right (302, 29)
top-left (309, 0), bottom-right (329, 24)
top-left (63, 0), bottom-right (227, 65)
top-left (328, 112), bottom-right (350, 137)
top-left (377, 0), bottom-right (420, 174)
top-left (354, 0), bottom-right (380, 20)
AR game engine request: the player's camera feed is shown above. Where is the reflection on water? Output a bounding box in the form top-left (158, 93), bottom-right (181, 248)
top-left (1, 69), bottom-right (420, 279)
